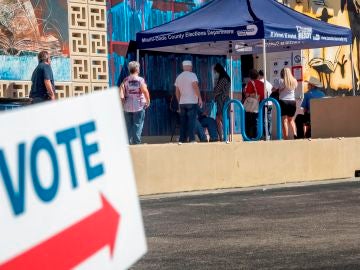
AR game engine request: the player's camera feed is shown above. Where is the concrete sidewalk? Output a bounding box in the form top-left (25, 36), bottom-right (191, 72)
top-left (133, 180), bottom-right (360, 269)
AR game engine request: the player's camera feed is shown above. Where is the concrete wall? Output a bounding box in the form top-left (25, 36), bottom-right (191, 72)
top-left (131, 138), bottom-right (360, 195)
top-left (312, 96), bottom-right (360, 138)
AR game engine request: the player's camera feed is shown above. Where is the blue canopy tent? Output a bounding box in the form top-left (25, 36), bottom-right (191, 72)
top-left (136, 0), bottom-right (353, 139)
top-left (137, 0), bottom-right (352, 54)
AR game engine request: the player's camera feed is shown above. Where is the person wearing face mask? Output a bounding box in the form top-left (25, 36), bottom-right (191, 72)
top-left (213, 63), bottom-right (231, 141)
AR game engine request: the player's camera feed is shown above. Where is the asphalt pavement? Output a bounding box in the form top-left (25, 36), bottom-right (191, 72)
top-left (133, 180), bottom-right (360, 269)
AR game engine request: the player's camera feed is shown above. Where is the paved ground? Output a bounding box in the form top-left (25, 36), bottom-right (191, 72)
top-left (133, 181), bottom-right (360, 269)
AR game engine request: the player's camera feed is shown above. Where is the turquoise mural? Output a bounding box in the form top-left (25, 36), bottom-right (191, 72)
top-left (0, 56), bottom-right (70, 81)
top-left (0, 0), bottom-right (70, 81)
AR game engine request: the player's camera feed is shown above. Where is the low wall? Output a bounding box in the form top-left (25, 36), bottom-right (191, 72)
top-left (130, 138), bottom-right (360, 195)
top-left (312, 96), bottom-right (360, 138)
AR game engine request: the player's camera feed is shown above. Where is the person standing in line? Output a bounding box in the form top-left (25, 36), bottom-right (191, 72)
top-left (175, 60), bottom-right (203, 143)
top-left (295, 77), bottom-right (325, 138)
top-left (259, 70), bottom-right (273, 139)
top-left (29, 51), bottom-right (56, 104)
top-left (119, 61), bottom-right (150, 145)
top-left (243, 69), bottom-right (265, 139)
top-left (213, 63), bottom-right (231, 141)
top-left (272, 67), bottom-right (298, 139)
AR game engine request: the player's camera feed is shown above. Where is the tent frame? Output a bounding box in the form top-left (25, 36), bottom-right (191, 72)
top-left (135, 0), bottom-right (354, 141)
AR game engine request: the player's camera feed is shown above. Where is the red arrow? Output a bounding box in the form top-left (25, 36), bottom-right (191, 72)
top-left (0, 194), bottom-right (120, 270)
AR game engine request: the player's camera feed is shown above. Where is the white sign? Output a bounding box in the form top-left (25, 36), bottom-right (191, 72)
top-left (296, 26), bottom-right (312, 40)
top-left (236, 25), bottom-right (258, 37)
top-left (0, 89), bottom-right (147, 269)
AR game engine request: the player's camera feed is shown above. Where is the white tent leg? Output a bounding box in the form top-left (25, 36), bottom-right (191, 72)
top-left (230, 55), bottom-right (234, 141)
top-left (262, 39), bottom-right (269, 140)
top-left (350, 44), bottom-right (356, 96)
top-left (230, 55), bottom-right (234, 100)
top-left (136, 49), bottom-right (140, 62)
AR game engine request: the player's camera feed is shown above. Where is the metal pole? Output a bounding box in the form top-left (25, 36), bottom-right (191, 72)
top-left (262, 39), bottom-right (269, 140)
top-left (230, 55), bottom-right (234, 141)
top-left (136, 49), bottom-right (140, 62)
top-left (230, 56), bottom-right (234, 100)
top-left (350, 44), bottom-right (356, 96)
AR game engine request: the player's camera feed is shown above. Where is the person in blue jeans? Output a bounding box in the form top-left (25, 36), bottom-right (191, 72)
top-left (119, 61), bottom-right (150, 144)
top-left (179, 104), bottom-right (198, 142)
top-left (175, 60), bottom-right (203, 143)
top-left (124, 110), bottom-right (146, 144)
top-left (195, 107), bottom-right (219, 142)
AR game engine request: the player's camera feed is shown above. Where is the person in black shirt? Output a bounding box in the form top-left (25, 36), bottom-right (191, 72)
top-left (29, 51), bottom-right (56, 104)
top-left (213, 63), bottom-right (230, 141)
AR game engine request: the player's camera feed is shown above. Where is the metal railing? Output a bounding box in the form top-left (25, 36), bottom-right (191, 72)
top-left (222, 98), bottom-right (282, 142)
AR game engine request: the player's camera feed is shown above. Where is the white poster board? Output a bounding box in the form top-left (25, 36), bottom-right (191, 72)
top-left (0, 89), bottom-right (147, 269)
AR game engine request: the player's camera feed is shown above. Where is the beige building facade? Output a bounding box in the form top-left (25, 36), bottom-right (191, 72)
top-left (277, 0), bottom-right (359, 95)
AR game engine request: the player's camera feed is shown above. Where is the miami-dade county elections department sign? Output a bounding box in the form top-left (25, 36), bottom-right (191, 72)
top-left (0, 89), bottom-right (147, 269)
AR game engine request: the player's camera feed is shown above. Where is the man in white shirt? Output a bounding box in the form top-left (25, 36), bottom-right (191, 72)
top-left (259, 70), bottom-right (273, 139)
top-left (175, 60), bottom-right (203, 143)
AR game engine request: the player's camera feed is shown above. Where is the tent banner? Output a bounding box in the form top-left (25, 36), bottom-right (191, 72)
top-left (137, 23), bottom-right (264, 49)
top-left (136, 0), bottom-right (352, 53)
top-left (265, 25), bottom-right (351, 45)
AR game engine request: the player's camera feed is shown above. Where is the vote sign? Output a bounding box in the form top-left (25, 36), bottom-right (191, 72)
top-left (0, 89), bottom-right (147, 269)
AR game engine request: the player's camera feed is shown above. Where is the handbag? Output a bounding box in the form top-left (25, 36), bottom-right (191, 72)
top-left (243, 81), bottom-right (259, 113)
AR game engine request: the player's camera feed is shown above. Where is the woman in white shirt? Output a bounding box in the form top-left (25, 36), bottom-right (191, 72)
top-left (272, 68), bottom-right (298, 139)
